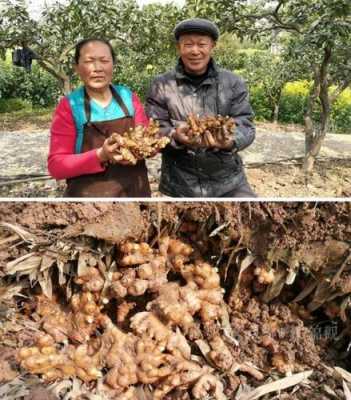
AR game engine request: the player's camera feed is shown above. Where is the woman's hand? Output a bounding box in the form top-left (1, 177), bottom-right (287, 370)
top-left (96, 136), bottom-right (134, 166)
top-left (111, 154), bottom-right (135, 166)
top-left (96, 137), bottom-right (118, 163)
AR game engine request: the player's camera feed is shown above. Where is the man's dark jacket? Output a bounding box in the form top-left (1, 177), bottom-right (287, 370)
top-left (145, 59), bottom-right (255, 197)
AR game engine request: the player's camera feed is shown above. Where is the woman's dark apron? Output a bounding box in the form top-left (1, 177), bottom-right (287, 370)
top-left (65, 86), bottom-right (151, 197)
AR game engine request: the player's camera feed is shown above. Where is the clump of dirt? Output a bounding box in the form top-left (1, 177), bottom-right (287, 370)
top-left (0, 202), bottom-right (145, 242)
top-left (229, 268), bottom-right (321, 375)
top-left (0, 202), bottom-right (350, 399)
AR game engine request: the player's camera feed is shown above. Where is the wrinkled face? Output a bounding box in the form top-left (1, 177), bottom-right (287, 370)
top-left (75, 41), bottom-right (114, 90)
top-left (177, 33), bottom-right (215, 75)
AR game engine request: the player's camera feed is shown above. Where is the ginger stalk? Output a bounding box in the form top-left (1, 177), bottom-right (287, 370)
top-left (117, 301), bottom-right (136, 324)
top-left (136, 338), bottom-right (173, 384)
top-left (147, 282), bottom-right (224, 337)
top-left (18, 238), bottom-right (239, 397)
top-left (96, 318), bottom-right (139, 391)
top-left (110, 254), bottom-right (168, 299)
top-left (180, 261), bottom-right (221, 289)
top-left (18, 334), bottom-right (103, 382)
top-left (110, 269), bottom-right (149, 298)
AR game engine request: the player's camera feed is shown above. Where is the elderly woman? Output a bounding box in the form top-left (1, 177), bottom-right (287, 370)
top-left (48, 38), bottom-right (151, 197)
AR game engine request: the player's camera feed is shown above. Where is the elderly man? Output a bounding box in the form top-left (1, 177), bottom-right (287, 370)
top-left (146, 18), bottom-right (256, 198)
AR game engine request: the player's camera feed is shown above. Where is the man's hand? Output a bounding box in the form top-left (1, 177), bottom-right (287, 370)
top-left (173, 120), bottom-right (235, 150)
top-left (173, 122), bottom-right (210, 149)
top-left (200, 129), bottom-right (235, 150)
top-left (172, 122), bottom-right (194, 146)
top-left (208, 125), bottom-right (235, 150)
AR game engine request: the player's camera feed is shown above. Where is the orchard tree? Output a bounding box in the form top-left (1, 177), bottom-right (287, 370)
top-left (1, 0), bottom-right (142, 93)
top-left (286, 31), bottom-right (351, 175)
top-left (114, 2), bottom-right (181, 98)
top-left (0, 0), bottom-right (180, 95)
top-left (242, 50), bottom-right (303, 123)
top-left (182, 0), bottom-right (220, 20)
top-left (215, 0), bottom-right (351, 176)
top-left (121, 2), bottom-right (181, 70)
top-left (213, 32), bottom-right (242, 71)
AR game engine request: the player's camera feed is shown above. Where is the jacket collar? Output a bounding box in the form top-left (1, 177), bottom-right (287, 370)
top-left (175, 58), bottom-right (219, 85)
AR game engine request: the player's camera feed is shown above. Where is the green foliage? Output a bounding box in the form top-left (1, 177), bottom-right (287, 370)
top-left (0, 0), bottom-right (181, 93)
top-left (250, 80), bottom-right (351, 134)
top-left (114, 58), bottom-right (175, 101)
top-left (217, 0), bottom-right (351, 138)
top-left (330, 89), bottom-right (351, 133)
top-left (213, 33), bottom-right (241, 71)
top-left (279, 81), bottom-right (310, 124)
top-left (234, 49), bottom-right (263, 70)
top-left (238, 51), bottom-right (300, 121)
top-left (214, 37), bottom-right (263, 72)
top-left (111, 2), bottom-right (179, 100)
top-left (182, 0), bottom-right (221, 21)
top-left (0, 59), bottom-right (60, 107)
top-left (0, 97), bottom-right (31, 113)
top-left (248, 85), bottom-right (272, 121)
top-left (1, 0), bottom-right (350, 138)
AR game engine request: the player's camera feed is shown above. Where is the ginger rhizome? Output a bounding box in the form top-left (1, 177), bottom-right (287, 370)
top-left (17, 237), bottom-right (234, 399)
top-left (108, 119), bottom-right (170, 165)
top-left (185, 114), bottom-right (235, 148)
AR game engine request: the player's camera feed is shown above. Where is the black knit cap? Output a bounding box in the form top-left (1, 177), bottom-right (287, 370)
top-left (174, 18), bottom-right (220, 41)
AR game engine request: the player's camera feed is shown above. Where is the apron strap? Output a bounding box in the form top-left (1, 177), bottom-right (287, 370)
top-left (84, 88), bottom-right (92, 123)
top-left (83, 85), bottom-right (131, 124)
top-left (111, 85), bottom-right (131, 117)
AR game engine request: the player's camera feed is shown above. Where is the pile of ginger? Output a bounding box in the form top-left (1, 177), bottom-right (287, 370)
top-left (108, 119), bottom-right (170, 165)
top-left (16, 236), bottom-right (252, 399)
top-left (106, 114), bottom-right (236, 164)
top-left (184, 114), bottom-right (235, 148)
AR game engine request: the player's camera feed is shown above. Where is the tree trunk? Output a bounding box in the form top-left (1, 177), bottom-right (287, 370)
top-left (37, 59), bottom-right (71, 95)
top-left (304, 72), bottom-right (319, 177)
top-left (303, 101), bottom-right (330, 178)
top-left (303, 47), bottom-right (332, 180)
top-left (273, 103), bottom-right (280, 124)
top-left (61, 77), bottom-right (72, 95)
top-left (270, 88), bottom-right (282, 124)
top-left (303, 128), bottom-right (328, 177)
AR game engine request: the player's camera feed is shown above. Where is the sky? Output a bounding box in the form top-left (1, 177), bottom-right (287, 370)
top-left (27, 0), bottom-right (185, 18)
